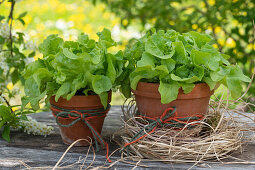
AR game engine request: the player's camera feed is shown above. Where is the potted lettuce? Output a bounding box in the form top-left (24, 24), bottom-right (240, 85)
top-left (22, 29), bottom-right (124, 147)
top-left (121, 29), bottom-right (251, 118)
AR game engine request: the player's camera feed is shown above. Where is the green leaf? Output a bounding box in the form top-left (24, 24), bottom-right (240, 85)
top-left (220, 54), bottom-right (230, 65)
top-left (97, 28), bottom-right (117, 48)
top-left (155, 65), bottom-right (169, 76)
top-left (67, 74), bottom-right (87, 100)
top-left (0, 121), bottom-right (5, 129)
top-left (172, 41), bottom-right (188, 64)
top-left (0, 16), bottom-right (5, 22)
top-left (99, 92), bottom-right (108, 109)
top-left (201, 44), bottom-right (221, 62)
top-left (145, 33), bottom-right (174, 59)
top-left (137, 52), bottom-right (155, 67)
top-left (171, 65), bottom-right (204, 83)
top-left (225, 65), bottom-right (251, 99)
top-left (187, 31), bottom-right (212, 48)
top-left (161, 58), bottom-right (175, 72)
top-left (78, 33), bottom-right (89, 45)
top-left (210, 66), bottom-right (230, 82)
top-left (18, 12), bottom-right (27, 18)
top-left (55, 82), bottom-right (71, 102)
top-left (106, 54), bottom-right (117, 84)
top-left (180, 83), bottom-right (195, 94)
top-left (11, 69), bottom-right (19, 85)
top-left (89, 46), bottom-right (103, 64)
top-left (159, 80), bottom-right (180, 104)
top-left (191, 49), bottom-right (219, 71)
top-left (32, 68), bottom-right (52, 89)
top-left (39, 34), bottom-right (64, 56)
top-left (203, 77), bottom-right (217, 90)
top-left (130, 66), bottom-right (156, 90)
top-left (0, 105), bottom-right (11, 119)
top-left (92, 75), bottom-right (112, 94)
top-left (62, 48), bottom-right (80, 59)
top-left (2, 126), bottom-right (10, 142)
top-left (17, 18), bottom-right (25, 25)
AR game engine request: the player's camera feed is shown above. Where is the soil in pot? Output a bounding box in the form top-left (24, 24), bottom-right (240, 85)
top-left (50, 92), bottom-right (112, 146)
top-left (132, 82), bottom-right (214, 118)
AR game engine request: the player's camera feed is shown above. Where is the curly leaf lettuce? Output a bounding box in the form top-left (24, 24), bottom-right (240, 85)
top-left (124, 29), bottom-right (251, 104)
top-left (23, 29), bottom-right (124, 109)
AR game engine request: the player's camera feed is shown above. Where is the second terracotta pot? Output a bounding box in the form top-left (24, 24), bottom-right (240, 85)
top-left (132, 82), bottom-right (214, 118)
top-left (50, 92), bottom-right (112, 146)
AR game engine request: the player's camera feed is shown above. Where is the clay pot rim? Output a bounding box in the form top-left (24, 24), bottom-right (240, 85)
top-left (132, 81), bottom-right (214, 100)
top-left (50, 91), bottom-right (112, 109)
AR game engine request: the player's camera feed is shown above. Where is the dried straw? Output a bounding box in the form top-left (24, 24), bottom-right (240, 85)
top-left (119, 96), bottom-right (255, 164)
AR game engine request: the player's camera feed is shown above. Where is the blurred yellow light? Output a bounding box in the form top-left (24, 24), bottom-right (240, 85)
top-left (23, 15), bottom-right (32, 24)
top-left (207, 26), bottom-right (213, 31)
top-left (232, 0), bottom-right (238, 3)
top-left (200, 2), bottom-right (206, 7)
top-left (226, 38), bottom-right (236, 48)
top-left (122, 19), bottom-right (128, 26)
top-left (212, 44), bottom-right (218, 49)
top-left (83, 24), bottom-right (93, 35)
top-left (151, 18), bottom-right (157, 24)
top-left (247, 44), bottom-right (253, 50)
top-left (197, 28), bottom-right (202, 32)
top-left (185, 8), bottom-right (194, 15)
top-left (34, 53), bottom-right (43, 61)
top-left (170, 2), bottom-right (180, 8)
top-left (36, 24), bottom-right (45, 31)
top-left (208, 0), bottom-right (215, 6)
top-left (214, 26), bottom-right (222, 34)
top-left (239, 28), bottom-right (245, 35)
top-left (111, 18), bottom-right (120, 27)
top-left (218, 39), bottom-right (225, 46)
top-left (192, 24), bottom-right (198, 30)
top-left (7, 83), bottom-right (14, 90)
top-left (12, 107), bottom-right (18, 112)
top-left (232, 20), bottom-right (239, 26)
top-left (169, 21), bottom-right (175, 26)
top-left (103, 12), bottom-right (111, 19)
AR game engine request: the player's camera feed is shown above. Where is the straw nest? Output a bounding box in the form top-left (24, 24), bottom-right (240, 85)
top-left (119, 98), bottom-right (255, 163)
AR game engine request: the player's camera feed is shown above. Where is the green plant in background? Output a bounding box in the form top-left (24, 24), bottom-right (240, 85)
top-left (0, 0), bottom-right (35, 104)
top-left (121, 29), bottom-right (251, 104)
top-left (22, 28), bottom-right (125, 110)
top-left (92, 0), bottom-right (255, 102)
top-left (0, 0), bottom-right (51, 142)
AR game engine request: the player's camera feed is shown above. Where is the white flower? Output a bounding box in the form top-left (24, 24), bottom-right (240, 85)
top-left (17, 116), bottom-right (54, 137)
top-left (0, 23), bottom-right (10, 38)
top-left (25, 40), bottom-right (37, 50)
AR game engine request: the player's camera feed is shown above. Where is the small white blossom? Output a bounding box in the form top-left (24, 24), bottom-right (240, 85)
top-left (25, 40), bottom-right (37, 51)
top-left (0, 95), bottom-right (5, 103)
top-left (0, 23), bottom-right (10, 38)
top-left (17, 116), bottom-right (54, 137)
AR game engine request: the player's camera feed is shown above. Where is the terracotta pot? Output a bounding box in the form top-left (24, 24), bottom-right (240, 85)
top-left (50, 92), bottom-right (112, 146)
top-left (132, 82), bottom-right (214, 118)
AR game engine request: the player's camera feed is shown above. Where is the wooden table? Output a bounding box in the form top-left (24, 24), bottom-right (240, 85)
top-left (1, 106), bottom-right (255, 169)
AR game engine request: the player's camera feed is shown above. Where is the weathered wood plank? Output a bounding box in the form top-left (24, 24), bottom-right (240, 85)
top-left (1, 106), bottom-right (255, 169)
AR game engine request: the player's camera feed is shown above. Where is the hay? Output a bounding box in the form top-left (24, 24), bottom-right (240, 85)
top-left (119, 97), bottom-right (255, 164)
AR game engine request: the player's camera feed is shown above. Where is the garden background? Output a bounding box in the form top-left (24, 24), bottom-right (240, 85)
top-left (0, 0), bottom-right (254, 111)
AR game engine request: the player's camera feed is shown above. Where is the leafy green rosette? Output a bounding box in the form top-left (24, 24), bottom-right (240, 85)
top-left (122, 29), bottom-right (251, 104)
top-left (22, 29), bottom-right (124, 110)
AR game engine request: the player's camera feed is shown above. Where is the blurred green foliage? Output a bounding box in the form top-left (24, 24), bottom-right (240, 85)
top-left (93, 0), bottom-right (255, 100)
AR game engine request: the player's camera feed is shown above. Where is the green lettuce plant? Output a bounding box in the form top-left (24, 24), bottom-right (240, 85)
top-left (121, 29), bottom-right (251, 104)
top-left (22, 28), bottom-right (124, 110)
